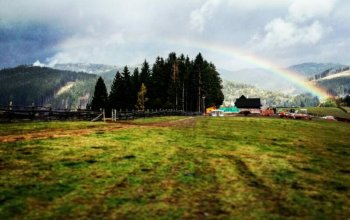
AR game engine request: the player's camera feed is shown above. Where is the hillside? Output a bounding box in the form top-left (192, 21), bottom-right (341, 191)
top-left (53, 63), bottom-right (118, 75)
top-left (288, 63), bottom-right (347, 78)
top-left (219, 63), bottom-right (349, 97)
top-left (219, 68), bottom-right (300, 93)
top-left (314, 70), bottom-right (350, 96)
top-left (222, 80), bottom-right (320, 107)
top-left (52, 63), bottom-right (140, 81)
top-left (223, 80), bottom-right (290, 106)
top-left (0, 66), bottom-right (98, 108)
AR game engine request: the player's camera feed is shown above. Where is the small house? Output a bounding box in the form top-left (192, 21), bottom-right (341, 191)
top-left (234, 95), bottom-right (262, 114)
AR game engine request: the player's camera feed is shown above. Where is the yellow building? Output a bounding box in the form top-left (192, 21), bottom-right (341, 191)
top-left (206, 106), bottom-right (216, 114)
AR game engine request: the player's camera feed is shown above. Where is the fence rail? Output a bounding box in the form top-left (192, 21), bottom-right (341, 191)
top-left (110, 109), bottom-right (201, 121)
top-left (0, 106), bottom-right (201, 122)
top-left (0, 106), bottom-right (99, 122)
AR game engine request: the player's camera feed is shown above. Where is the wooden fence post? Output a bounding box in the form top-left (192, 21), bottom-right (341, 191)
top-left (103, 109), bottom-right (105, 122)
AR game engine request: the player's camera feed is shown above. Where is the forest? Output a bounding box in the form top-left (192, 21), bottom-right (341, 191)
top-left (0, 66), bottom-right (97, 107)
top-left (90, 53), bottom-right (224, 112)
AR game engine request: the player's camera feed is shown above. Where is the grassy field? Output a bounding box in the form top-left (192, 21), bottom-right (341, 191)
top-left (305, 107), bottom-right (350, 119)
top-left (279, 107), bottom-right (350, 119)
top-left (341, 107), bottom-right (350, 113)
top-left (0, 117), bottom-right (349, 219)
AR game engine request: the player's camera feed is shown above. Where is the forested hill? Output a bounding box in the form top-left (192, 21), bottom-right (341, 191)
top-left (0, 65), bottom-right (98, 108)
top-left (289, 63), bottom-right (348, 78)
top-left (314, 70), bottom-right (350, 96)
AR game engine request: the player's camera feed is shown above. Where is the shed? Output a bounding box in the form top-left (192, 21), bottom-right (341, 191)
top-left (234, 95), bottom-right (262, 109)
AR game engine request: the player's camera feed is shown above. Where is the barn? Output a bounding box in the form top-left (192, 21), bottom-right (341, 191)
top-left (234, 95), bottom-right (262, 114)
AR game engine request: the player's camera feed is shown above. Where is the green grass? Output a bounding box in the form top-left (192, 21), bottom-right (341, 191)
top-left (131, 116), bottom-right (188, 124)
top-left (0, 121), bottom-right (105, 136)
top-left (1, 117), bottom-right (349, 219)
top-left (279, 107), bottom-right (350, 119)
top-left (305, 107), bottom-right (350, 119)
top-left (341, 107), bottom-right (350, 113)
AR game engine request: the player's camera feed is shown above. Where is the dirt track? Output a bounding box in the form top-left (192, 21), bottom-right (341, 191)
top-left (0, 123), bottom-right (134, 143)
top-left (0, 117), bottom-right (197, 143)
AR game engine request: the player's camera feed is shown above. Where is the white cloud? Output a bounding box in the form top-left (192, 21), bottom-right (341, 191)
top-left (288, 0), bottom-right (336, 22)
top-left (251, 0), bottom-right (335, 50)
top-left (33, 60), bottom-right (46, 67)
top-left (260, 19), bottom-right (324, 48)
top-left (190, 0), bottom-right (221, 32)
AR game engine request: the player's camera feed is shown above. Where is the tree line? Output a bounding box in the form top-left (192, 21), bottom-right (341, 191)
top-left (90, 53), bottom-right (224, 112)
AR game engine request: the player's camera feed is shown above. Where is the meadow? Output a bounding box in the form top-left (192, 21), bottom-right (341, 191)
top-left (0, 116), bottom-right (349, 219)
top-left (304, 107), bottom-right (350, 119)
top-left (278, 107), bottom-right (350, 119)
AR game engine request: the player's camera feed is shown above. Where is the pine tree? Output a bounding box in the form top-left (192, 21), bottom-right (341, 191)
top-left (135, 83), bottom-right (148, 111)
top-left (167, 52), bottom-right (180, 110)
top-left (121, 66), bottom-right (132, 110)
top-left (109, 71), bottom-right (123, 110)
top-left (193, 53), bottom-right (204, 112)
top-left (131, 68), bottom-right (141, 108)
top-left (149, 57), bottom-right (166, 108)
top-left (140, 60), bottom-right (151, 85)
top-left (91, 77), bottom-right (108, 111)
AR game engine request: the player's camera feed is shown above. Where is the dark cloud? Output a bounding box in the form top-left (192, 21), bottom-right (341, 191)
top-left (0, 22), bottom-right (70, 68)
top-left (0, 0), bottom-right (349, 69)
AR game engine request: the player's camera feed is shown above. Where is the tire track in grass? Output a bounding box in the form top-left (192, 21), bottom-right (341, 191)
top-left (223, 154), bottom-right (295, 217)
top-left (167, 147), bottom-right (229, 219)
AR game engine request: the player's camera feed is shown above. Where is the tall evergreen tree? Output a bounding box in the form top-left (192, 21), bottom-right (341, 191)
top-left (91, 77), bottom-right (108, 111)
top-left (192, 53), bottom-right (204, 112)
top-left (149, 57), bottom-right (165, 108)
top-left (183, 56), bottom-right (193, 111)
top-left (167, 52), bottom-right (180, 109)
top-left (109, 71), bottom-right (123, 110)
top-left (140, 60), bottom-right (151, 85)
top-left (131, 68), bottom-right (141, 108)
top-left (121, 66), bottom-right (133, 110)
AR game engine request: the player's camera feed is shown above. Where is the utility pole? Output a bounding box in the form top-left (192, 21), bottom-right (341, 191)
top-left (182, 82), bottom-right (185, 111)
top-left (202, 96), bottom-right (206, 114)
top-left (198, 69), bottom-right (201, 112)
top-left (172, 60), bottom-right (178, 110)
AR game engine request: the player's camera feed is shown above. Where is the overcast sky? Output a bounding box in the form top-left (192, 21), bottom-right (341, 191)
top-left (1, 0), bottom-right (349, 70)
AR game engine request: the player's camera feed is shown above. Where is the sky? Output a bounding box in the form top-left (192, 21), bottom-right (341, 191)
top-left (0, 0), bottom-right (350, 70)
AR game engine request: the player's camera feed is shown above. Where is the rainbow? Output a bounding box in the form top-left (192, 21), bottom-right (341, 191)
top-left (162, 38), bottom-right (331, 100)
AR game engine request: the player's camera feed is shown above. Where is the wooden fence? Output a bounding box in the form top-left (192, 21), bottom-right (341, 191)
top-left (0, 106), bottom-right (100, 122)
top-left (0, 106), bottom-right (201, 122)
top-left (110, 109), bottom-right (201, 121)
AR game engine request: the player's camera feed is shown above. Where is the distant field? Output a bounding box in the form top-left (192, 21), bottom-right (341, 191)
top-left (131, 116), bottom-right (188, 124)
top-left (279, 107), bottom-right (350, 119)
top-left (1, 117), bottom-right (349, 219)
top-left (342, 107), bottom-right (350, 113)
top-left (304, 107), bottom-right (350, 119)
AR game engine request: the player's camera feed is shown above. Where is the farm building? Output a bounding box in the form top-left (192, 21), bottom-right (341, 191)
top-left (205, 106), bottom-right (217, 114)
top-left (234, 95), bottom-right (262, 114)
